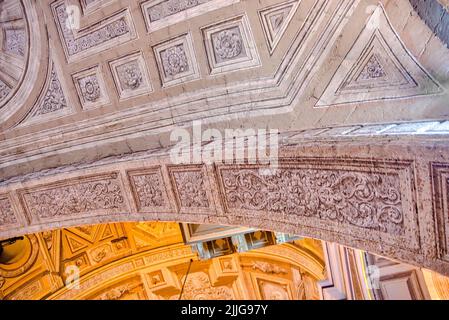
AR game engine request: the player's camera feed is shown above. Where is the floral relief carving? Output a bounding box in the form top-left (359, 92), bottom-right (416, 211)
top-left (0, 196), bottom-right (17, 226)
top-left (219, 167), bottom-right (404, 235)
top-left (116, 61), bottom-right (143, 90)
top-left (160, 44), bottom-right (189, 77)
top-left (202, 15), bottom-right (260, 74)
top-left (53, 1), bottom-right (132, 59)
top-left (4, 28), bottom-right (27, 56)
top-left (129, 171), bottom-right (167, 210)
top-left (146, 0), bottom-right (212, 22)
top-left (78, 75), bottom-right (101, 102)
top-left (20, 174), bottom-right (125, 220)
top-left (153, 33), bottom-right (199, 86)
top-left (212, 27), bottom-right (244, 61)
top-left (171, 170), bottom-right (209, 208)
top-left (32, 62), bottom-right (68, 116)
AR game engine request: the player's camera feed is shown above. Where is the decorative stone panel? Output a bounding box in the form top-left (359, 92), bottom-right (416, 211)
top-left (153, 33), bottom-right (200, 87)
top-left (215, 160), bottom-right (420, 251)
top-left (109, 52), bottom-right (152, 100)
top-left (167, 165), bottom-right (212, 214)
top-left (127, 167), bottom-right (173, 213)
top-left (0, 194), bottom-right (17, 228)
top-left (72, 65), bottom-right (109, 109)
top-left (18, 173), bottom-right (127, 223)
top-left (51, 0), bottom-right (136, 61)
top-left (202, 15), bottom-right (260, 74)
top-left (141, 0), bottom-right (239, 32)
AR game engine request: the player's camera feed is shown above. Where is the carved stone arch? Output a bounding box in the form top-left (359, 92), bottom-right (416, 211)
top-left (0, 0), bottom-right (49, 129)
top-left (2, 122), bottom-right (449, 277)
top-left (237, 243), bottom-right (326, 280)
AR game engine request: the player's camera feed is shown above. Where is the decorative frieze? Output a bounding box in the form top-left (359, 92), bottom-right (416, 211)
top-left (216, 162), bottom-right (412, 238)
top-left (51, 1), bottom-right (136, 61)
top-left (141, 0), bottom-right (239, 32)
top-left (19, 173), bottom-right (126, 222)
top-left (202, 15), bottom-right (260, 74)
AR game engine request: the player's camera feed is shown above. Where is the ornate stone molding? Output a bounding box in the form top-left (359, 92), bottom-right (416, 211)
top-left (202, 15), bottom-right (260, 74)
top-left (153, 33), bottom-right (200, 87)
top-left (141, 0), bottom-right (239, 33)
top-left (51, 0), bottom-right (136, 62)
top-left (0, 127), bottom-right (449, 275)
top-left (18, 172), bottom-right (127, 223)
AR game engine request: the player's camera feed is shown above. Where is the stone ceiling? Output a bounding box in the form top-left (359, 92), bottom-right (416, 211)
top-left (0, 0), bottom-right (448, 179)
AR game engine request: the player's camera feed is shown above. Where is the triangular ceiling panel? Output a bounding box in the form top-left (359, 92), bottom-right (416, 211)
top-left (259, 0), bottom-right (300, 55)
top-left (316, 5), bottom-right (443, 107)
top-left (98, 224), bottom-right (114, 241)
top-left (63, 232), bottom-right (90, 255)
top-left (19, 59), bottom-right (73, 126)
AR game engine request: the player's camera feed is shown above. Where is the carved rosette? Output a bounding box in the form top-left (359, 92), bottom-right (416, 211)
top-left (202, 15), bottom-right (260, 74)
top-left (79, 75), bottom-right (101, 102)
top-left (219, 167), bottom-right (404, 235)
top-left (117, 62), bottom-right (143, 90)
top-left (213, 28), bottom-right (243, 60)
top-left (160, 44), bottom-right (189, 77)
top-left (358, 55), bottom-right (386, 80)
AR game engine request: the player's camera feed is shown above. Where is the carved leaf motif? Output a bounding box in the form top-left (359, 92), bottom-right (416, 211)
top-left (23, 176), bottom-right (125, 219)
top-left (221, 168), bottom-right (404, 235)
top-left (0, 197), bottom-right (16, 226)
top-left (172, 170), bottom-right (209, 208)
top-left (132, 173), bottom-right (166, 209)
top-left (33, 62), bottom-right (68, 116)
top-left (54, 3), bottom-right (130, 57)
